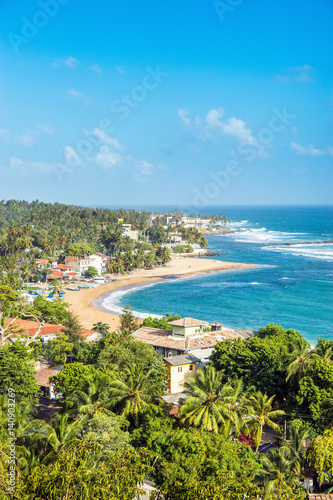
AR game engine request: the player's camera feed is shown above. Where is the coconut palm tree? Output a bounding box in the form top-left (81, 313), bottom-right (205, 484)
top-left (248, 392), bottom-right (285, 452)
top-left (280, 425), bottom-right (311, 477)
top-left (50, 279), bottom-right (64, 297)
top-left (24, 414), bottom-right (84, 463)
top-left (179, 364), bottom-right (232, 434)
top-left (109, 364), bottom-right (154, 426)
top-left (286, 338), bottom-right (318, 384)
top-left (223, 377), bottom-right (252, 437)
top-left (64, 374), bottom-right (114, 419)
top-left (258, 447), bottom-right (296, 499)
top-left (156, 246), bottom-right (171, 265)
top-left (20, 264), bottom-right (34, 288)
top-left (314, 341), bottom-right (333, 364)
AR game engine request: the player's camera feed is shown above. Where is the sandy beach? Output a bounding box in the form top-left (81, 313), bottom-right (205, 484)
top-left (65, 257), bottom-right (257, 330)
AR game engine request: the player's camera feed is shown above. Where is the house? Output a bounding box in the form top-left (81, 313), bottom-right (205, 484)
top-left (46, 270), bottom-right (64, 281)
top-left (65, 255), bottom-right (108, 276)
top-left (35, 258), bottom-right (49, 268)
top-left (131, 317), bottom-right (241, 363)
top-left (36, 367), bottom-right (60, 399)
top-left (89, 253), bottom-right (109, 276)
top-left (122, 224), bottom-right (139, 241)
top-left (164, 354), bottom-right (200, 394)
top-left (80, 329), bottom-right (103, 343)
top-left (54, 264), bottom-right (75, 273)
top-left (6, 318), bottom-right (63, 342)
top-left (6, 319), bottom-right (100, 344)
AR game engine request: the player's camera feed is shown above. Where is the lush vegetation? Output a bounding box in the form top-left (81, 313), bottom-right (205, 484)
top-left (0, 200), bottom-right (332, 497)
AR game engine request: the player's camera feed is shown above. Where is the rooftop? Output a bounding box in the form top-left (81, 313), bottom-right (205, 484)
top-left (35, 368), bottom-right (59, 387)
top-left (164, 354), bottom-right (200, 366)
top-left (6, 318), bottom-right (63, 337)
top-left (132, 326), bottom-right (240, 350)
top-left (167, 317), bottom-right (209, 327)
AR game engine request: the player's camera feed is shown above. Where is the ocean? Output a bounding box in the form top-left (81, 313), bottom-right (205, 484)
top-left (101, 206), bottom-right (333, 345)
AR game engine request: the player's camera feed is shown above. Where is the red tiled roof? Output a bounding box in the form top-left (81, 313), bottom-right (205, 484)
top-left (170, 404), bottom-right (179, 417)
top-left (36, 368), bottom-right (59, 387)
top-left (167, 317), bottom-right (209, 327)
top-left (36, 258), bottom-right (48, 265)
top-left (55, 264), bottom-right (74, 270)
top-left (132, 326), bottom-right (241, 350)
top-left (50, 271), bottom-right (63, 277)
top-left (81, 329), bottom-right (98, 338)
top-left (6, 318), bottom-right (63, 338)
top-left (64, 272), bottom-right (80, 276)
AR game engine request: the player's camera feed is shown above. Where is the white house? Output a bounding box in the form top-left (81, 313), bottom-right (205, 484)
top-left (89, 253), bottom-right (109, 276)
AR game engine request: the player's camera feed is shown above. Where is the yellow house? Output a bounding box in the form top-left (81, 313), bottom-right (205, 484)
top-left (164, 354), bottom-right (200, 394)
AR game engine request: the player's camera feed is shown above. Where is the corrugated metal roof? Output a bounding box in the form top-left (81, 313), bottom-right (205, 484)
top-left (164, 354), bottom-right (200, 366)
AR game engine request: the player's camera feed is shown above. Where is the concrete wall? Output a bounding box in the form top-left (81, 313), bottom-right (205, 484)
top-left (166, 362), bottom-right (196, 394)
top-left (172, 325), bottom-right (203, 337)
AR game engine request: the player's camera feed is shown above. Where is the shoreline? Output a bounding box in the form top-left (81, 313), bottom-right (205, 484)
top-left (64, 257), bottom-right (258, 330)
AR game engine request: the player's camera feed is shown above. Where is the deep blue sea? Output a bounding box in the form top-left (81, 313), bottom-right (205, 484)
top-left (101, 206), bottom-right (333, 345)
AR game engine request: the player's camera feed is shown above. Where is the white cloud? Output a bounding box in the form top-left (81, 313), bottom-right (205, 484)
top-left (205, 108), bottom-right (256, 145)
top-left (290, 142), bottom-right (333, 156)
top-left (85, 128), bottom-right (122, 149)
top-left (134, 160), bottom-right (155, 183)
top-left (53, 56), bottom-right (79, 68)
top-left (0, 124), bottom-right (54, 148)
top-left (89, 145), bottom-right (122, 169)
top-left (276, 65), bottom-right (314, 83)
top-left (16, 134), bottom-right (35, 147)
top-left (64, 56), bottom-right (79, 68)
top-left (8, 157), bottom-right (54, 175)
top-left (89, 64), bottom-right (101, 73)
top-left (116, 66), bottom-right (125, 74)
top-left (177, 107), bottom-right (256, 145)
top-left (63, 146), bottom-right (83, 166)
top-left (66, 88), bottom-right (87, 101)
top-left (177, 108), bottom-right (191, 126)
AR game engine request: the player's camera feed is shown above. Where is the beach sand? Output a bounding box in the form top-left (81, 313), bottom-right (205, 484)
top-left (64, 257), bottom-right (257, 330)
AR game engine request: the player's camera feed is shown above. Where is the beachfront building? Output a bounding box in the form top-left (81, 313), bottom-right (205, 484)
top-left (164, 354), bottom-right (200, 394)
top-left (131, 317), bottom-right (241, 364)
top-left (181, 217), bottom-right (211, 229)
top-left (121, 224), bottom-right (139, 241)
top-left (6, 318), bottom-right (63, 342)
top-left (6, 318), bottom-right (101, 343)
top-left (65, 254), bottom-right (108, 276)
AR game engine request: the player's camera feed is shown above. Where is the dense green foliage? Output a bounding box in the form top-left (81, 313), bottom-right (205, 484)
top-left (0, 342), bottom-right (40, 401)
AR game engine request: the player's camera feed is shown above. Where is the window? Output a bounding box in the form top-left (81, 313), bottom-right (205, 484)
top-left (178, 367), bottom-right (182, 373)
top-left (189, 365), bottom-right (193, 371)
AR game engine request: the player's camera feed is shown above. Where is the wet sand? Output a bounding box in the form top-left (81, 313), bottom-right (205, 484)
top-left (64, 257), bottom-right (257, 330)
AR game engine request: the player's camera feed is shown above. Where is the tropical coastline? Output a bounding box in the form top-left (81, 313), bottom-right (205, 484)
top-left (64, 256), bottom-right (257, 329)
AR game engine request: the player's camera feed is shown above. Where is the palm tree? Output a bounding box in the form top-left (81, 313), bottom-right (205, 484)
top-left (24, 414), bottom-right (84, 462)
top-left (50, 279), bottom-right (64, 297)
top-left (248, 392), bottom-right (285, 452)
top-left (109, 364), bottom-right (154, 426)
top-left (156, 246), bottom-right (171, 265)
top-left (179, 364), bottom-right (231, 434)
top-left (314, 341), bottom-right (333, 364)
top-left (286, 338), bottom-right (318, 384)
top-left (20, 264), bottom-right (34, 288)
top-left (280, 425), bottom-right (311, 477)
top-left (223, 377), bottom-right (251, 437)
top-left (259, 447), bottom-right (296, 499)
top-left (64, 375), bottom-right (114, 419)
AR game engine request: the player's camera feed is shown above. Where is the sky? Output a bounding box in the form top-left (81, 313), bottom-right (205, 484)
top-left (0, 0), bottom-right (332, 207)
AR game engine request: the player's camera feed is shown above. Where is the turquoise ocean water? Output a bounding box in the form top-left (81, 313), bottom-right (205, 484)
top-left (101, 206), bottom-right (333, 345)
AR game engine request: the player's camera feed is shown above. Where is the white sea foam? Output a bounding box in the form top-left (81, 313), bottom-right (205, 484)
top-left (102, 283), bottom-right (163, 319)
top-left (224, 223), bottom-right (307, 244)
top-left (262, 244), bottom-right (333, 261)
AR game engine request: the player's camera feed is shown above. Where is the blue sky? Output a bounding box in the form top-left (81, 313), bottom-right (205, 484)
top-left (0, 0), bottom-right (332, 207)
